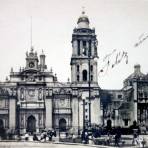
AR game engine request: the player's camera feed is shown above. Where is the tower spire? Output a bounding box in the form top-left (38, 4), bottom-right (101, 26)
top-left (82, 6), bottom-right (85, 14)
top-left (30, 16), bottom-right (33, 49)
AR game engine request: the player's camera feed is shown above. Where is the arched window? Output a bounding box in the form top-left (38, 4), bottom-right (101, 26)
top-left (90, 65), bottom-right (93, 72)
top-left (20, 88), bottom-right (24, 100)
top-left (77, 75), bottom-right (79, 82)
top-left (91, 75), bottom-right (93, 81)
top-left (83, 70), bottom-right (87, 81)
top-left (77, 65), bottom-right (79, 72)
top-left (89, 40), bottom-right (91, 56)
top-left (38, 88), bottom-right (42, 100)
top-left (83, 41), bottom-right (86, 48)
top-left (0, 119), bottom-right (4, 129)
top-left (77, 40), bottom-right (80, 55)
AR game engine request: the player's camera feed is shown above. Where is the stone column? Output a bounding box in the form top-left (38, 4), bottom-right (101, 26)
top-left (91, 94), bottom-right (100, 124)
top-left (45, 95), bottom-right (52, 129)
top-left (9, 96), bottom-right (16, 130)
top-left (91, 41), bottom-right (95, 56)
top-left (80, 41), bottom-right (83, 55)
top-left (133, 81), bottom-right (138, 122)
top-left (93, 62), bottom-right (98, 82)
top-left (73, 40), bottom-right (77, 56)
top-left (72, 90), bottom-right (79, 134)
top-left (100, 108), bottom-right (103, 125)
top-left (71, 65), bottom-right (76, 82)
top-left (36, 114), bottom-right (39, 133)
top-left (86, 41), bottom-right (89, 56)
top-left (79, 99), bottom-right (83, 130)
top-left (115, 109), bottom-right (118, 127)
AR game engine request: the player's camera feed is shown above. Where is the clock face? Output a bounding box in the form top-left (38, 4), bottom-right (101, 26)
top-left (28, 89), bottom-right (35, 97)
top-left (29, 62), bottom-right (35, 68)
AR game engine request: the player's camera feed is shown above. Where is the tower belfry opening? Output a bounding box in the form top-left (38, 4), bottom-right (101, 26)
top-left (70, 11), bottom-right (98, 84)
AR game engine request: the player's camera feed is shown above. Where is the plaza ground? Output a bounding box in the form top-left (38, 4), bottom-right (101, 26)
top-left (0, 142), bottom-right (136, 148)
top-left (1, 135), bottom-right (148, 148)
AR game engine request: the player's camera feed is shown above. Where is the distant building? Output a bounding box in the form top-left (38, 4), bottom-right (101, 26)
top-left (100, 64), bottom-right (148, 128)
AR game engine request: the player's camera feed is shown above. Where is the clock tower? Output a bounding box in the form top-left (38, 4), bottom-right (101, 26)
top-left (26, 47), bottom-right (39, 70)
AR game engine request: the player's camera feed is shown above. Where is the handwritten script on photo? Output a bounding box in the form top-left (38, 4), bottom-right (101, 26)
top-left (134, 33), bottom-right (148, 47)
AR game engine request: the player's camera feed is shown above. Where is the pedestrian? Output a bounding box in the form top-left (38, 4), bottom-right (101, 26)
top-left (106, 131), bottom-right (112, 145)
top-left (85, 131), bottom-right (89, 144)
top-left (114, 130), bottom-right (121, 147)
top-left (137, 136), bottom-right (144, 148)
top-left (33, 133), bottom-right (39, 141)
top-left (81, 130), bottom-right (86, 144)
top-left (43, 131), bottom-right (47, 141)
top-left (88, 135), bottom-right (94, 145)
top-left (132, 132), bottom-right (138, 145)
top-left (40, 131), bottom-right (46, 142)
top-left (47, 130), bottom-right (53, 141)
top-left (72, 134), bottom-right (76, 143)
top-left (24, 133), bottom-right (29, 141)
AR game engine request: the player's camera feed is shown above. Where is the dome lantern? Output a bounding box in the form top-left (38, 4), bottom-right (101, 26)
top-left (77, 10), bottom-right (90, 28)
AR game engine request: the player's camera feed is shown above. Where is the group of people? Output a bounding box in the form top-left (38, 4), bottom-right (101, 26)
top-left (105, 129), bottom-right (122, 146)
top-left (24, 129), bottom-right (56, 142)
top-left (106, 128), bottom-right (146, 147)
top-left (81, 128), bottom-right (95, 144)
top-left (132, 131), bottom-right (146, 147)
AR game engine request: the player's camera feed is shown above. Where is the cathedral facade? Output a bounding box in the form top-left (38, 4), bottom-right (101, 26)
top-left (0, 11), bottom-right (100, 134)
top-left (0, 11), bottom-right (148, 135)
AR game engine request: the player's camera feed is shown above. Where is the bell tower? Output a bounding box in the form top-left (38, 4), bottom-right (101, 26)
top-left (26, 47), bottom-right (39, 70)
top-left (70, 11), bottom-right (98, 85)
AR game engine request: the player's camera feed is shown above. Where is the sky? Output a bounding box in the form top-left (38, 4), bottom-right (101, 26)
top-left (0, 0), bottom-right (148, 89)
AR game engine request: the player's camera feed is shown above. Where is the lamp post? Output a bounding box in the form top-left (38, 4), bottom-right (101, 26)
top-left (82, 95), bottom-right (86, 143)
top-left (17, 102), bottom-right (20, 135)
top-left (87, 47), bottom-right (98, 127)
top-left (82, 96), bottom-right (86, 131)
top-left (88, 48), bottom-right (91, 126)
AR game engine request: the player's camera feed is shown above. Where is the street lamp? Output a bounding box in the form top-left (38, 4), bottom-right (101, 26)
top-left (88, 48), bottom-right (91, 126)
top-left (17, 101), bottom-right (20, 135)
top-left (87, 47), bottom-right (98, 127)
top-left (82, 95), bottom-right (86, 131)
top-left (81, 95), bottom-right (86, 144)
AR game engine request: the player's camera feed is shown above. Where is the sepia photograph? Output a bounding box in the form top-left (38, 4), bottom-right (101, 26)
top-left (0, 0), bottom-right (148, 147)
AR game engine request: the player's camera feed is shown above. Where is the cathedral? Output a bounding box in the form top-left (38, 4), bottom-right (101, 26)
top-left (0, 11), bottom-right (100, 134)
top-left (0, 11), bottom-right (148, 135)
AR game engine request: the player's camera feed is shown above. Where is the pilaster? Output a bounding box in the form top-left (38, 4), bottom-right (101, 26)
top-left (72, 89), bottom-right (79, 134)
top-left (45, 91), bottom-right (53, 129)
top-left (9, 96), bottom-right (16, 130)
top-left (133, 81), bottom-right (138, 122)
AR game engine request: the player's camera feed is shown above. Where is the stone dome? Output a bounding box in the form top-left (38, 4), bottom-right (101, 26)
top-left (124, 64), bottom-right (145, 87)
top-left (127, 64), bottom-right (145, 79)
top-left (77, 11), bottom-right (90, 28)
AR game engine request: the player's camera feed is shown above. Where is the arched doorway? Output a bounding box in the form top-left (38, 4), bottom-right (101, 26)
top-left (107, 119), bottom-right (112, 130)
top-left (59, 118), bottom-right (66, 132)
top-left (82, 70), bottom-right (87, 81)
top-left (0, 119), bottom-right (5, 138)
top-left (27, 115), bottom-right (36, 134)
top-left (0, 119), bottom-right (4, 129)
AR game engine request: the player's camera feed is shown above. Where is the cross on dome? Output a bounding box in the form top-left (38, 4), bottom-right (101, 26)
top-left (77, 7), bottom-right (90, 28)
top-left (82, 6), bottom-right (85, 15)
